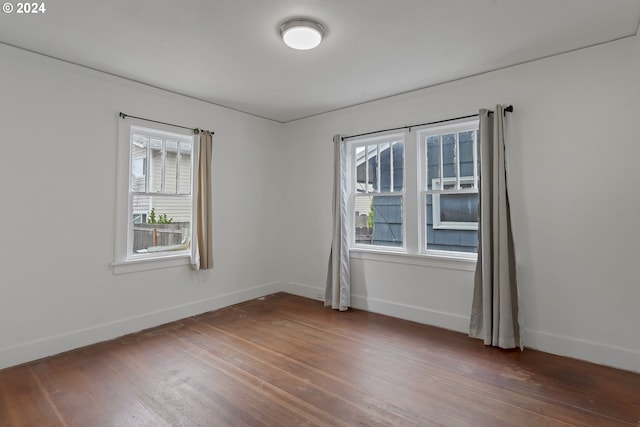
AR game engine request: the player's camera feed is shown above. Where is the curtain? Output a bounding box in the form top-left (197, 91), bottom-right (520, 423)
top-left (469, 105), bottom-right (521, 349)
top-left (191, 130), bottom-right (214, 270)
top-left (325, 134), bottom-right (351, 311)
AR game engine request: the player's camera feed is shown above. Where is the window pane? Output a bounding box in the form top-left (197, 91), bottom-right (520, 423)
top-left (178, 142), bottom-right (192, 194)
top-left (150, 138), bottom-right (164, 193)
top-left (164, 140), bottom-right (178, 194)
top-left (426, 195), bottom-right (478, 253)
top-left (440, 193), bottom-right (478, 222)
top-left (354, 195), bottom-right (373, 244)
top-left (426, 136), bottom-right (440, 190)
top-left (130, 135), bottom-right (147, 192)
top-left (458, 131), bottom-right (475, 178)
top-left (132, 194), bottom-right (151, 222)
top-left (379, 142), bottom-right (390, 192)
top-left (354, 195), bottom-right (403, 247)
top-left (442, 133), bottom-right (456, 185)
top-left (355, 146), bottom-right (367, 193)
top-left (131, 194), bottom-right (191, 255)
top-left (368, 145), bottom-right (378, 192)
top-left (392, 141), bottom-right (404, 191)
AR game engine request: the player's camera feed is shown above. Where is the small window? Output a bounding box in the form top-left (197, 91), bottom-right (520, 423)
top-left (349, 134), bottom-right (405, 248)
top-left (132, 213), bottom-right (147, 224)
top-left (115, 117), bottom-right (195, 271)
top-left (421, 121), bottom-right (479, 254)
top-left (431, 178), bottom-right (478, 230)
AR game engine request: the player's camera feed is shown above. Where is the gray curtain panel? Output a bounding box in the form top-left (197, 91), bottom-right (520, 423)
top-left (469, 106), bottom-right (521, 349)
top-left (191, 130), bottom-right (214, 270)
top-left (325, 134), bottom-right (351, 311)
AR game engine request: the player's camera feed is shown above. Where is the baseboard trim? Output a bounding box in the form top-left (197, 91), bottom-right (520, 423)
top-left (524, 329), bottom-right (640, 373)
top-left (4, 281), bottom-right (639, 374)
top-left (0, 282), bottom-right (282, 370)
top-left (350, 294), bottom-right (470, 333)
top-left (283, 282), bottom-right (640, 373)
top-left (281, 281), bottom-right (325, 301)
top-left (283, 282), bottom-right (469, 333)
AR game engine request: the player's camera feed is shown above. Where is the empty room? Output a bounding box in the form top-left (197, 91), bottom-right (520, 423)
top-left (1, 1), bottom-right (640, 425)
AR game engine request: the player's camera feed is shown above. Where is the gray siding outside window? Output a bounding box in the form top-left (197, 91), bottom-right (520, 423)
top-left (359, 142), bottom-right (478, 251)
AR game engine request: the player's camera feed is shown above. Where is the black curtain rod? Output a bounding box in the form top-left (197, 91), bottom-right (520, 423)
top-left (342, 105), bottom-right (513, 141)
top-left (119, 112), bottom-right (214, 135)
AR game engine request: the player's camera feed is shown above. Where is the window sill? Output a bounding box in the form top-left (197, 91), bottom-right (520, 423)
top-left (349, 248), bottom-right (476, 272)
top-left (112, 253), bottom-right (191, 275)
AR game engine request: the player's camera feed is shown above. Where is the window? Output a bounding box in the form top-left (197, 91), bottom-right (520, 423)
top-left (421, 121), bottom-right (479, 254)
top-left (431, 178), bottom-right (478, 229)
top-left (346, 118), bottom-right (479, 260)
top-left (132, 213), bottom-right (147, 224)
top-left (114, 117), bottom-right (195, 272)
top-left (350, 134), bottom-right (405, 249)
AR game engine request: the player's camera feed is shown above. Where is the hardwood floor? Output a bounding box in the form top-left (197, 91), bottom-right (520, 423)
top-left (1, 293), bottom-right (639, 426)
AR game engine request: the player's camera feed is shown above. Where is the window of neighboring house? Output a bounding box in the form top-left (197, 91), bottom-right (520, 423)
top-left (132, 213), bottom-right (147, 224)
top-left (114, 118), bottom-right (195, 273)
top-left (421, 120), bottom-right (479, 254)
top-left (349, 134), bottom-right (405, 249)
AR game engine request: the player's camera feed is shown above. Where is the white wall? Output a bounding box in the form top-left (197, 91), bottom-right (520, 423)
top-left (2, 35), bottom-right (639, 373)
top-left (280, 36), bottom-right (640, 372)
top-left (0, 44), bottom-right (285, 369)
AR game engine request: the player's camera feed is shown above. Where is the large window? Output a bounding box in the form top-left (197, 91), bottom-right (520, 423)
top-left (114, 118), bottom-right (195, 272)
top-left (346, 118), bottom-right (479, 259)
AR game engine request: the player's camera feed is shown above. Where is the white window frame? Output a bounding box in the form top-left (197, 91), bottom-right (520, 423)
top-left (418, 119), bottom-right (479, 257)
top-left (113, 116), bottom-right (196, 274)
top-left (343, 118), bottom-right (480, 267)
top-left (348, 133), bottom-right (406, 251)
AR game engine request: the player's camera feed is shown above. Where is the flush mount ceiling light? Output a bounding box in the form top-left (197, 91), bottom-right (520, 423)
top-left (280, 18), bottom-right (325, 50)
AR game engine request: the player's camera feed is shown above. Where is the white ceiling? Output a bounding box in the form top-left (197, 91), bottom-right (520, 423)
top-left (1, 0), bottom-right (639, 122)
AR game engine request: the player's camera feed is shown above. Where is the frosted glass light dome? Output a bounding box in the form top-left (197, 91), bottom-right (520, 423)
top-left (281, 19), bottom-right (325, 50)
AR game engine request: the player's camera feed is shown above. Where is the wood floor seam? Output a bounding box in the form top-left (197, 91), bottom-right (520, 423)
top-left (27, 365), bottom-right (69, 427)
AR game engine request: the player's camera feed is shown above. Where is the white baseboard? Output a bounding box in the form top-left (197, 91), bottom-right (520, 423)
top-left (0, 282), bottom-right (282, 370)
top-left (281, 281), bottom-right (325, 301)
top-left (524, 329), bottom-right (640, 373)
top-left (350, 294), bottom-right (470, 333)
top-left (4, 281), bottom-right (639, 374)
top-left (283, 282), bottom-right (640, 373)
top-left (283, 282), bottom-right (469, 333)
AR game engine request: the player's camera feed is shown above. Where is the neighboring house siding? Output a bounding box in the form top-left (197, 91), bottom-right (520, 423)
top-left (131, 145), bottom-right (150, 216)
top-left (370, 143), bottom-right (404, 246)
top-left (372, 195), bottom-right (402, 246)
top-left (354, 198), bottom-right (371, 219)
top-left (426, 196), bottom-right (478, 253)
top-left (360, 142), bottom-right (477, 251)
top-left (149, 150), bottom-right (192, 223)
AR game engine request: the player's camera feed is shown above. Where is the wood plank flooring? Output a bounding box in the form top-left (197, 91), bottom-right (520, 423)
top-left (1, 292), bottom-right (639, 426)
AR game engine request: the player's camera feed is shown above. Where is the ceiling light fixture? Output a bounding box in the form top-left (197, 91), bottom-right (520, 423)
top-left (280, 18), bottom-right (325, 50)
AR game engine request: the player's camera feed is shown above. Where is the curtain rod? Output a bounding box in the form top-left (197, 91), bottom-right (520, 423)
top-left (119, 112), bottom-right (214, 135)
top-left (341, 105), bottom-right (513, 141)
